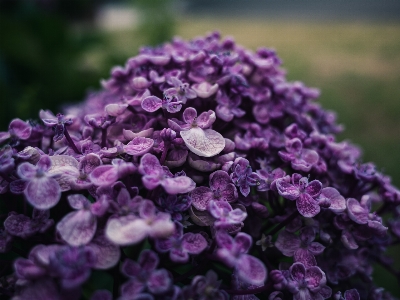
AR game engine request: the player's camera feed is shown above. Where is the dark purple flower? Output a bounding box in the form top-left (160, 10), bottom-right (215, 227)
top-left (216, 231), bottom-right (267, 286)
top-left (155, 222), bottom-right (207, 263)
top-left (275, 227), bottom-right (325, 268)
top-left (276, 174), bottom-right (322, 218)
top-left (121, 249), bottom-right (172, 296)
top-left (40, 110), bottom-right (74, 142)
top-left (155, 193), bottom-right (192, 221)
top-left (191, 170), bottom-right (238, 211)
top-left (181, 270), bottom-right (229, 300)
top-left (230, 158), bottom-right (260, 197)
top-left (4, 209), bottom-right (54, 238)
top-left (334, 289), bottom-right (360, 300)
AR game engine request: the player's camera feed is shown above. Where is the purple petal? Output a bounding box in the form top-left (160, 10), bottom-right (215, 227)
top-left (319, 187), bottom-right (346, 213)
top-left (165, 149), bottom-right (188, 168)
top-left (236, 254), bottom-right (267, 286)
top-left (305, 266), bottom-right (326, 291)
top-left (141, 96), bottom-right (162, 112)
top-left (346, 198), bottom-right (368, 224)
top-left (294, 248), bottom-right (317, 268)
top-left (105, 103), bottom-right (128, 116)
top-left (297, 193), bottom-right (321, 218)
top-left (14, 258), bottom-right (46, 279)
top-left (208, 200), bottom-right (232, 219)
top-left (209, 170), bottom-right (232, 190)
top-left (88, 232), bottom-right (121, 269)
top-left (344, 289), bottom-right (360, 300)
top-left (215, 230), bottom-right (234, 251)
top-left (191, 186), bottom-right (213, 211)
top-left (56, 210), bottom-right (97, 246)
top-left (142, 175), bottom-right (161, 190)
top-left (17, 162), bottom-right (37, 180)
top-left (299, 226), bottom-right (316, 245)
top-left (189, 206), bottom-right (215, 226)
top-left (234, 232), bottom-right (252, 254)
top-left (147, 269), bottom-right (171, 294)
top-left (196, 110), bottom-right (217, 129)
top-left (305, 180), bottom-right (322, 198)
top-left (139, 153), bottom-right (163, 176)
top-left (308, 242), bottom-right (325, 255)
top-left (228, 209), bottom-right (247, 224)
top-left (341, 229), bottom-right (359, 250)
top-left (68, 194), bottom-right (90, 209)
top-left (219, 183), bottom-right (238, 203)
top-left (80, 153), bottom-right (102, 174)
top-left (182, 232), bottom-right (207, 254)
top-left (290, 262), bottom-right (306, 282)
top-left (192, 82), bottom-right (219, 98)
top-left (36, 155), bottom-right (52, 172)
top-left (124, 137), bottom-right (154, 156)
top-left (90, 165), bottom-right (119, 186)
top-left (120, 279), bottom-right (145, 297)
top-left (181, 127), bottom-right (225, 158)
top-left (161, 176), bottom-right (196, 194)
top-left (275, 230), bottom-right (301, 256)
top-left (9, 118), bottom-right (32, 140)
top-left (139, 249), bottom-right (159, 272)
top-left (276, 179), bottom-right (300, 201)
top-left (10, 179), bottom-right (27, 194)
top-left (24, 177), bottom-right (61, 209)
top-left (183, 107), bottom-right (197, 124)
top-left (105, 216), bottom-right (148, 246)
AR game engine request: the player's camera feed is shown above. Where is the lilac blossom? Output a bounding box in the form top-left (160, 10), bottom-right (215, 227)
top-left (164, 76), bottom-right (197, 104)
top-left (208, 200), bottom-right (247, 229)
top-left (334, 289), bottom-right (360, 300)
top-left (191, 170), bottom-right (238, 211)
top-left (16, 155), bottom-right (62, 209)
top-left (276, 173), bottom-right (322, 218)
top-left (4, 209), bottom-right (54, 238)
top-left (154, 222), bottom-right (207, 263)
top-left (0, 118), bottom-right (32, 145)
top-left (230, 157), bottom-right (260, 197)
top-left (216, 231), bottom-right (267, 286)
top-left (279, 138), bottom-right (319, 172)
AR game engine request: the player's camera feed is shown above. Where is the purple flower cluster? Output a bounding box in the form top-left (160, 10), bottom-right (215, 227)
top-left (0, 32), bottom-right (399, 299)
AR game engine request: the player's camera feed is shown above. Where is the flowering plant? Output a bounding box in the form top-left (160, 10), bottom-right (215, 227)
top-left (0, 32), bottom-right (399, 300)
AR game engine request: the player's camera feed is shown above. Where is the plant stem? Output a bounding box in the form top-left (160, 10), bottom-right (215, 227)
top-left (101, 128), bottom-right (108, 148)
top-left (63, 128), bottom-right (81, 154)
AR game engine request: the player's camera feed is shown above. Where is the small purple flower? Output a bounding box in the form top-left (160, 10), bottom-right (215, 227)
top-left (155, 222), bottom-right (207, 263)
top-left (230, 157), bottom-right (260, 197)
top-left (334, 289), bottom-right (360, 300)
top-left (0, 118), bottom-right (32, 145)
top-left (191, 170), bottom-right (238, 211)
top-left (164, 76), bottom-right (197, 104)
top-left (120, 249), bottom-right (172, 296)
top-left (123, 137), bottom-right (154, 156)
top-left (155, 193), bottom-right (192, 221)
top-left (256, 167), bottom-right (286, 192)
top-left (4, 209), bottom-right (54, 239)
top-left (278, 138), bottom-right (319, 172)
top-left (90, 158), bottom-right (137, 187)
top-left (40, 110), bottom-right (73, 142)
top-left (141, 94), bottom-right (183, 113)
top-left (17, 155), bottom-right (61, 209)
top-left (275, 227), bottom-right (325, 268)
top-left (276, 174), bottom-right (322, 218)
top-left (216, 231), bottom-right (267, 286)
top-left (215, 92), bottom-right (245, 122)
top-left (169, 107), bottom-right (225, 157)
top-left (208, 200), bottom-right (247, 229)
top-left (287, 262), bottom-right (331, 300)
top-left (138, 153), bottom-right (195, 194)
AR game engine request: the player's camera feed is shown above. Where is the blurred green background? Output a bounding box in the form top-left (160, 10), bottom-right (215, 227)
top-left (0, 0), bottom-right (399, 296)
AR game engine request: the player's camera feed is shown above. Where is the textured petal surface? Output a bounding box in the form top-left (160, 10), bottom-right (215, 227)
top-left (297, 193), bottom-right (321, 218)
top-left (141, 96), bottom-right (162, 112)
top-left (181, 127), bottom-right (225, 157)
top-left (124, 137), bottom-right (154, 156)
top-left (25, 177), bottom-right (61, 209)
top-left (161, 176), bottom-right (196, 194)
top-left (182, 232), bottom-right (207, 254)
top-left (105, 216), bottom-right (148, 246)
top-left (236, 254), bottom-right (267, 286)
top-left (191, 186), bottom-right (213, 211)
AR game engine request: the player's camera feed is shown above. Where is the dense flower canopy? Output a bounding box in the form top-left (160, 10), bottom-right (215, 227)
top-left (0, 32), bottom-right (399, 299)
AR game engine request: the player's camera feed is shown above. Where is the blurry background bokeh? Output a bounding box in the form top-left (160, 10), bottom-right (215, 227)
top-left (0, 0), bottom-right (399, 296)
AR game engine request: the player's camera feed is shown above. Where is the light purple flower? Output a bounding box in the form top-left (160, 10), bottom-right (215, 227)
top-left (208, 200), bottom-right (247, 229)
top-left (164, 76), bottom-right (197, 104)
top-left (17, 155), bottom-right (61, 209)
top-left (279, 138), bottom-right (319, 172)
top-left (334, 289), bottom-right (360, 300)
top-left (90, 158), bottom-right (137, 186)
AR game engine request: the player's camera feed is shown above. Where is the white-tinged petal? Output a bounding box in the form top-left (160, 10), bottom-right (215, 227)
top-left (105, 216), bottom-right (149, 246)
top-left (181, 127), bottom-right (225, 157)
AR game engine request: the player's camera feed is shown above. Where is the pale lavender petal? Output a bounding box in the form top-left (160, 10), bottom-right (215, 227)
top-left (9, 118), bottom-right (32, 140)
top-left (182, 232), bottom-right (207, 254)
top-left (24, 177), bottom-right (61, 209)
top-left (297, 193), bottom-right (321, 218)
top-left (209, 170), bottom-right (232, 190)
top-left (341, 229), bottom-right (359, 250)
top-left (319, 187), bottom-right (346, 213)
top-left (196, 110), bottom-right (216, 129)
top-left (161, 176), bottom-right (196, 194)
top-left (139, 153), bottom-right (163, 176)
top-left (148, 216), bottom-right (176, 239)
top-left (234, 232), bottom-right (252, 254)
top-left (192, 82), bottom-right (219, 98)
top-left (80, 153), bottom-right (102, 174)
top-left (181, 127), bottom-right (225, 158)
top-left (142, 175), bottom-right (161, 190)
top-left (17, 162), bottom-right (37, 180)
top-left (183, 107), bottom-right (197, 124)
top-left (90, 165), bottom-right (119, 186)
top-left (36, 155), bottom-right (52, 172)
top-left (236, 254), bottom-right (267, 286)
top-left (105, 216), bottom-right (149, 246)
top-left (346, 198), bottom-right (368, 224)
top-left (319, 286), bottom-right (332, 299)
top-left (87, 232), bottom-right (121, 269)
top-left (67, 194), bottom-right (90, 210)
top-left (228, 209), bottom-right (247, 223)
top-left (208, 200), bottom-right (230, 219)
top-left (105, 103), bottom-right (128, 116)
top-left (191, 186), bottom-right (214, 211)
top-left (170, 248), bottom-right (189, 263)
top-left (56, 210), bottom-right (97, 246)
top-left (141, 96), bottom-right (163, 112)
top-left (124, 137), bottom-right (154, 156)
